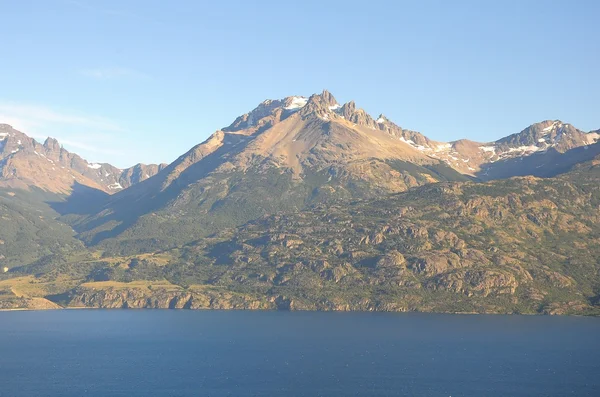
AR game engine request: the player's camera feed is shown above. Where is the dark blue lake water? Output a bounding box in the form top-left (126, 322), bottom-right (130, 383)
top-left (0, 310), bottom-right (598, 396)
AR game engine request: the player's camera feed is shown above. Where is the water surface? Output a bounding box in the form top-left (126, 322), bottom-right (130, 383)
top-left (0, 310), bottom-right (598, 396)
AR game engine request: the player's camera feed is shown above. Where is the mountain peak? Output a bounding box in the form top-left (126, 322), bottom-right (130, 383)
top-left (319, 89), bottom-right (338, 107)
top-left (43, 137), bottom-right (61, 151)
top-left (282, 96), bottom-right (308, 110)
top-left (376, 114), bottom-right (388, 124)
top-left (298, 91), bottom-right (341, 120)
top-left (0, 125), bottom-right (165, 194)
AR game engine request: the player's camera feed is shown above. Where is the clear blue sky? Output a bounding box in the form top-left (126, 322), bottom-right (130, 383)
top-left (1, 0), bottom-right (598, 167)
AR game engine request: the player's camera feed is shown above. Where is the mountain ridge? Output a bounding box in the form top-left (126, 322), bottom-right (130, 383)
top-left (0, 90), bottom-right (599, 315)
top-left (0, 123), bottom-right (167, 194)
top-left (68, 90), bottom-right (471, 252)
top-left (2, 90), bottom-right (596, 256)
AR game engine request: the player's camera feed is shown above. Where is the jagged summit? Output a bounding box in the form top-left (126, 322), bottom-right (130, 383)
top-left (0, 124), bottom-right (166, 194)
top-left (206, 92), bottom-right (600, 180)
top-left (224, 90), bottom-right (393, 134)
top-left (43, 137), bottom-right (61, 151)
top-left (4, 90), bottom-right (597, 261)
top-left (376, 114), bottom-right (388, 124)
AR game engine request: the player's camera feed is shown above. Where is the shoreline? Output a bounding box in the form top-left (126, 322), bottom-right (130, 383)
top-left (0, 306), bottom-right (597, 317)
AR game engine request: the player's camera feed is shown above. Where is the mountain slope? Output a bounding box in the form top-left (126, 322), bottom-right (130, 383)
top-left (376, 119), bottom-right (600, 178)
top-left (4, 154), bottom-right (598, 315)
top-left (0, 90), bottom-right (599, 314)
top-left (0, 124), bottom-right (166, 194)
top-left (0, 124), bottom-right (168, 272)
top-left (70, 91), bottom-right (469, 253)
top-left (446, 121), bottom-right (598, 178)
top-left (0, 187), bottom-right (85, 269)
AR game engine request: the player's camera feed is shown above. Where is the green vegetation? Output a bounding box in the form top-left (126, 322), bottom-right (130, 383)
top-left (2, 160), bottom-right (599, 315)
top-left (0, 188), bottom-right (84, 269)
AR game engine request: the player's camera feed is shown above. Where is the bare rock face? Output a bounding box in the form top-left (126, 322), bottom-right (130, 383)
top-left (409, 252), bottom-right (463, 276)
top-left (118, 163), bottom-right (168, 188)
top-left (427, 269), bottom-right (518, 297)
top-left (63, 285), bottom-right (273, 310)
top-left (0, 296), bottom-right (61, 311)
top-left (542, 301), bottom-right (591, 315)
top-left (225, 98), bottom-right (286, 132)
top-left (376, 250), bottom-right (406, 269)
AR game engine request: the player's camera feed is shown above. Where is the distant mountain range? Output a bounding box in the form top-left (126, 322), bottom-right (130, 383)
top-left (0, 123), bottom-right (166, 194)
top-left (2, 90), bottom-right (597, 198)
top-left (0, 90), bottom-right (599, 315)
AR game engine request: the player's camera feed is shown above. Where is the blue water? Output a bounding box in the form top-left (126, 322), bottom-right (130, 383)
top-left (0, 311), bottom-right (598, 396)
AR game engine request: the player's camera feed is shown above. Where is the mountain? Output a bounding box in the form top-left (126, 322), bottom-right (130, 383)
top-left (374, 119), bottom-right (600, 178)
top-left (70, 90), bottom-right (470, 253)
top-left (475, 121), bottom-right (600, 179)
top-left (0, 123), bottom-right (168, 277)
top-left (0, 124), bottom-right (167, 194)
top-left (3, 154), bottom-right (599, 314)
top-left (1, 90), bottom-right (599, 314)
top-left (62, 92), bottom-right (600, 255)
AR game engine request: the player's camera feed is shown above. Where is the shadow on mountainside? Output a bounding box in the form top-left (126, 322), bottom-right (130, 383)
top-left (76, 132), bottom-right (258, 248)
top-left (476, 142), bottom-right (600, 181)
top-left (47, 182), bottom-right (110, 216)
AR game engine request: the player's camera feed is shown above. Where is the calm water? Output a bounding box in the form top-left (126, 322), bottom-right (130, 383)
top-left (0, 311), bottom-right (598, 396)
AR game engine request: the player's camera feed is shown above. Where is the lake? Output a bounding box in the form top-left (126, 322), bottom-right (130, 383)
top-left (0, 310), bottom-right (598, 396)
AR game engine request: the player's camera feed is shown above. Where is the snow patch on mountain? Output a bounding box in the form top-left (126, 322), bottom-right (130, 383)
top-left (399, 137), bottom-right (426, 151)
top-left (507, 145), bottom-right (540, 153)
top-left (434, 143), bottom-right (452, 152)
top-left (87, 163), bottom-right (102, 169)
top-left (542, 122), bottom-right (558, 133)
top-left (284, 97), bottom-right (308, 110)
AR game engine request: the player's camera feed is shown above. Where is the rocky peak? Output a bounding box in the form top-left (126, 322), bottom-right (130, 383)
top-left (226, 90), bottom-right (389, 131)
top-left (0, 124), bottom-right (165, 194)
top-left (299, 90), bottom-right (341, 121)
top-left (224, 98), bottom-right (287, 132)
top-left (43, 137), bottom-right (61, 152)
top-left (339, 101), bottom-right (356, 116)
top-left (319, 89), bottom-right (338, 107)
top-left (495, 120), bottom-right (596, 153)
top-left (376, 114), bottom-right (388, 123)
top-left (336, 100), bottom-right (376, 129)
top-left (118, 162), bottom-right (168, 187)
top-left (0, 126), bottom-right (34, 157)
top-left (304, 90), bottom-right (338, 108)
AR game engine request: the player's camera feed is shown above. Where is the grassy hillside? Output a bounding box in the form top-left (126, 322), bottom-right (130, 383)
top-left (0, 188), bottom-right (84, 269)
